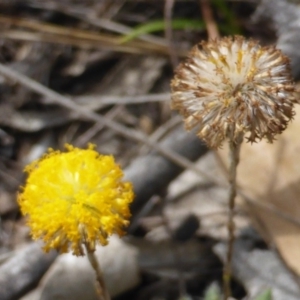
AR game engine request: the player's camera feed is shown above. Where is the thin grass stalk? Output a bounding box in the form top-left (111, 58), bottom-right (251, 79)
top-left (223, 134), bottom-right (243, 299)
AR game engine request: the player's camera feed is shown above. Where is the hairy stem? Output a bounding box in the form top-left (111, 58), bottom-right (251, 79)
top-left (85, 245), bottom-right (111, 300)
top-left (223, 136), bottom-right (242, 300)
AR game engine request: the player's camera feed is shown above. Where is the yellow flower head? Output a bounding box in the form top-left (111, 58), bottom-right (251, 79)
top-left (18, 144), bottom-right (134, 256)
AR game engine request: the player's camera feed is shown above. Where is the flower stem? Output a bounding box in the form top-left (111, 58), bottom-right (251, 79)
top-left (85, 245), bottom-right (111, 300)
top-left (223, 136), bottom-right (242, 300)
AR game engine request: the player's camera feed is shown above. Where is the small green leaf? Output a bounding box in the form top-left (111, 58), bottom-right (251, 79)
top-left (203, 283), bottom-right (222, 300)
top-left (254, 289), bottom-right (272, 300)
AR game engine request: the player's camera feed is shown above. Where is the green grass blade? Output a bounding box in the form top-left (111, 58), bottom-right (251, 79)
top-left (119, 19), bottom-right (204, 43)
top-left (203, 283), bottom-right (222, 300)
top-left (254, 289), bottom-right (272, 300)
top-left (211, 0), bottom-right (241, 34)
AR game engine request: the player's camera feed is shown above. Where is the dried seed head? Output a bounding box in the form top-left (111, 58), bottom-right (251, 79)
top-left (171, 36), bottom-right (297, 148)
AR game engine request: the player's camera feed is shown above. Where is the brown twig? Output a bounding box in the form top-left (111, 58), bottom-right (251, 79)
top-left (74, 93), bottom-right (170, 108)
top-left (0, 62), bottom-right (210, 180)
top-left (164, 0), bottom-right (179, 68)
top-left (0, 29), bottom-right (168, 56)
top-left (0, 15), bottom-right (174, 55)
top-left (199, 0), bottom-right (220, 40)
top-left (139, 116), bottom-right (182, 154)
top-left (25, 1), bottom-right (168, 47)
top-left (74, 105), bottom-right (124, 147)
